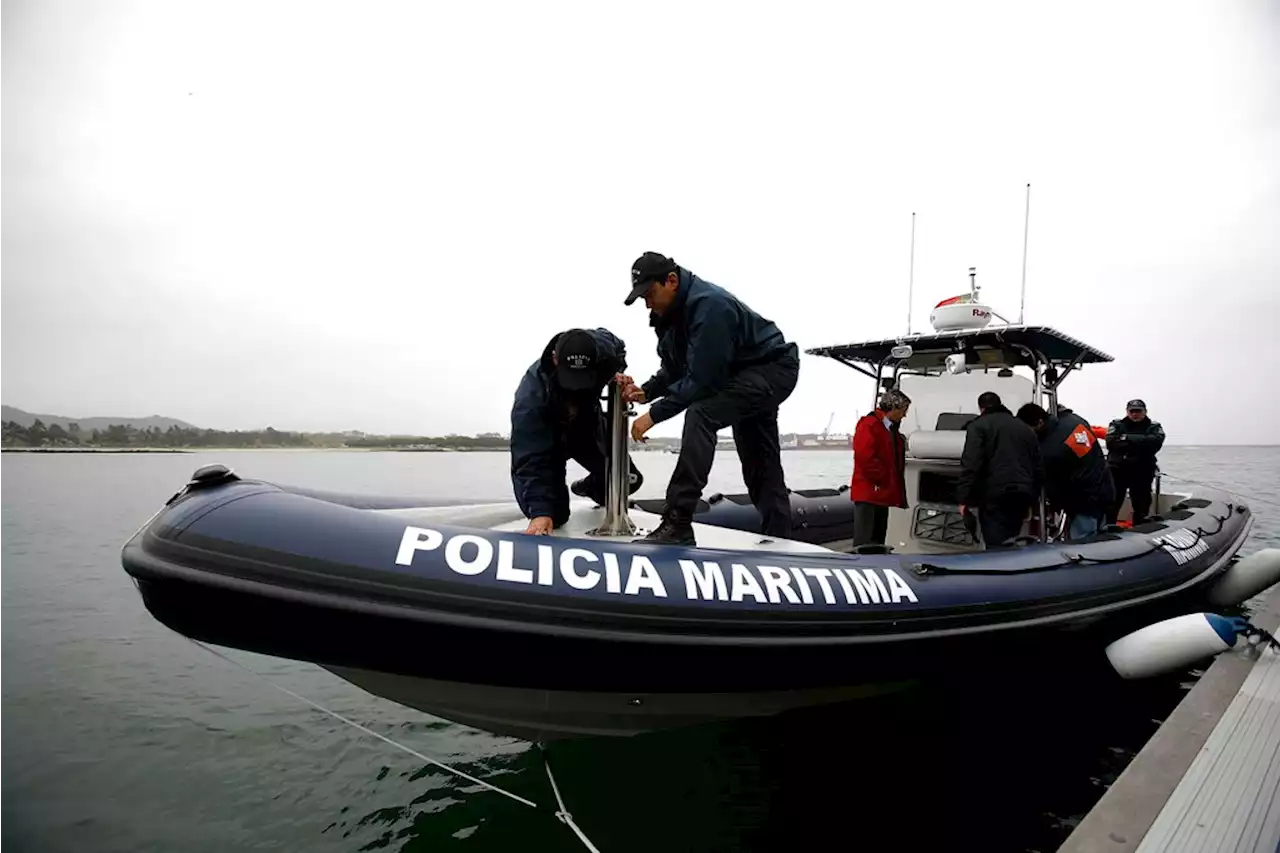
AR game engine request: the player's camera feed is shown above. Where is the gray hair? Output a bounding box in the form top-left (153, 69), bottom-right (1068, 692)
top-left (879, 389), bottom-right (912, 411)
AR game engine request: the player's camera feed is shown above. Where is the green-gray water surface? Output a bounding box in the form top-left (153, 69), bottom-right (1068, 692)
top-left (5, 447), bottom-right (1277, 852)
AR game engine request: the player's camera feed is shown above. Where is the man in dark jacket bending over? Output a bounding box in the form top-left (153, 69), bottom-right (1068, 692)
top-left (958, 391), bottom-right (1045, 549)
top-left (616, 253), bottom-right (800, 546)
top-left (1016, 403), bottom-right (1115, 540)
top-left (510, 328), bottom-right (643, 536)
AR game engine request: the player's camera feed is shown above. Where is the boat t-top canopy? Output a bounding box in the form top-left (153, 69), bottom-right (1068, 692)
top-left (807, 325), bottom-right (1113, 377)
top-left (806, 324), bottom-right (1113, 415)
top-left (806, 261), bottom-right (1114, 413)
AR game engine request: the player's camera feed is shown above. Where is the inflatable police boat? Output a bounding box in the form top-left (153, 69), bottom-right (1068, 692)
top-left (121, 460), bottom-right (1271, 741)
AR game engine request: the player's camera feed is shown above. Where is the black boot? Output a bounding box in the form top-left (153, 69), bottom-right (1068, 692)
top-left (570, 478), bottom-right (593, 500)
top-left (638, 515), bottom-right (696, 546)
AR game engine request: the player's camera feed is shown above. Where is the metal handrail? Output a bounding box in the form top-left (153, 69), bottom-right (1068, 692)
top-left (587, 381), bottom-right (637, 536)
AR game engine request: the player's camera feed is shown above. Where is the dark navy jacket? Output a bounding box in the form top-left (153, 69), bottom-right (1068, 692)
top-left (1105, 416), bottom-right (1166, 474)
top-left (639, 269), bottom-right (790, 424)
top-left (958, 404), bottom-right (1045, 506)
top-left (1038, 407), bottom-right (1115, 516)
top-left (510, 329), bottom-right (626, 521)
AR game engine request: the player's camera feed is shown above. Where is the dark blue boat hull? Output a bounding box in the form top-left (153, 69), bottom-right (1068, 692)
top-left (121, 468), bottom-right (1256, 698)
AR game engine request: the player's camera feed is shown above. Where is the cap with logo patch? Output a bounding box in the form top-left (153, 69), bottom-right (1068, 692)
top-left (1126, 399), bottom-right (1147, 412)
top-left (553, 329), bottom-right (600, 391)
top-left (625, 252), bottom-right (678, 306)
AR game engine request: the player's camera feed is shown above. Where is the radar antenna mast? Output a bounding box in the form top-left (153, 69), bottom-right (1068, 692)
top-left (906, 212), bottom-right (916, 335)
top-left (1018, 182), bottom-right (1031, 324)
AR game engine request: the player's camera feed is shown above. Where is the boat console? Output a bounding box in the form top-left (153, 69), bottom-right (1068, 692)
top-left (806, 269), bottom-right (1183, 553)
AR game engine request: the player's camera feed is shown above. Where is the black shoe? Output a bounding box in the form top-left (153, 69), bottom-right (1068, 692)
top-left (575, 472), bottom-right (642, 502)
top-left (638, 517), bottom-right (696, 546)
top-left (571, 478), bottom-right (607, 506)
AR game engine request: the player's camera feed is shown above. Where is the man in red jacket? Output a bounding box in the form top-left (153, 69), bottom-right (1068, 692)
top-left (851, 389), bottom-right (912, 548)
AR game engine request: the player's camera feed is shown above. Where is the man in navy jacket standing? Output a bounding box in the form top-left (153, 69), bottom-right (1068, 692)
top-left (510, 328), bottom-right (643, 535)
top-left (1105, 398), bottom-right (1166, 526)
top-left (617, 253), bottom-right (800, 546)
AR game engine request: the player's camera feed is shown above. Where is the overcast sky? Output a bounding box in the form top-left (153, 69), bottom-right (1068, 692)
top-left (3, 0), bottom-right (1277, 444)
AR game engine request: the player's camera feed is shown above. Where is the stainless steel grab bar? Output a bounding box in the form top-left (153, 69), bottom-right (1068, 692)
top-left (587, 381), bottom-right (637, 536)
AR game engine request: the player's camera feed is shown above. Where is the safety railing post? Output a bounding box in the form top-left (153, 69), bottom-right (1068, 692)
top-left (1039, 489), bottom-right (1049, 543)
top-left (587, 381), bottom-right (637, 536)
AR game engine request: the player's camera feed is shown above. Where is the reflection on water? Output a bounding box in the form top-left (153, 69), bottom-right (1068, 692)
top-left (3, 447), bottom-right (1278, 852)
top-left (337, 662), bottom-right (1201, 852)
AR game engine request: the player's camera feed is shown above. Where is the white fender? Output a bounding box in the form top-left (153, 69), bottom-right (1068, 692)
top-left (1208, 548), bottom-right (1280, 607)
top-left (1105, 612), bottom-right (1238, 680)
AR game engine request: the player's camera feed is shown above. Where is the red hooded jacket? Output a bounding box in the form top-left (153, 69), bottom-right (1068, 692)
top-left (851, 409), bottom-right (908, 508)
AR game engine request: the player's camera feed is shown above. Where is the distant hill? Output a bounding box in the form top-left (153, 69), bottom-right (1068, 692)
top-left (1, 405), bottom-right (199, 432)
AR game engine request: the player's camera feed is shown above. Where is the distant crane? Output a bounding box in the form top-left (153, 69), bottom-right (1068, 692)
top-left (820, 412), bottom-right (835, 441)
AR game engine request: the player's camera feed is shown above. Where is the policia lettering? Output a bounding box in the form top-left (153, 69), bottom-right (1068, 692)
top-left (395, 526), bottom-right (919, 605)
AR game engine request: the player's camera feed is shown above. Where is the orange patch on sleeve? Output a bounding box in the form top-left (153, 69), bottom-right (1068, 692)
top-left (1064, 426), bottom-right (1095, 458)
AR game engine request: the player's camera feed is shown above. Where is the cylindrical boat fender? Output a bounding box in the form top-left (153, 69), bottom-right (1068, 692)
top-left (1105, 612), bottom-right (1238, 680)
top-left (1091, 425), bottom-right (1108, 441)
top-left (1208, 548), bottom-right (1280, 607)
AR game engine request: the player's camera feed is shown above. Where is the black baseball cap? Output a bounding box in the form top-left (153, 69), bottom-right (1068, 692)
top-left (553, 329), bottom-right (599, 391)
top-left (625, 252), bottom-right (678, 306)
top-left (1126, 399), bottom-right (1147, 412)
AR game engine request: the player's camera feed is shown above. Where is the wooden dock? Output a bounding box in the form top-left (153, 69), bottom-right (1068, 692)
top-left (1058, 589), bottom-right (1280, 853)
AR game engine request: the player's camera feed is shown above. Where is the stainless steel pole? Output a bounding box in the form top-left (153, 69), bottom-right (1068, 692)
top-left (588, 381), bottom-right (637, 536)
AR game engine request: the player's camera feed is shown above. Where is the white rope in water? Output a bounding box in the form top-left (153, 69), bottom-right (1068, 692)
top-left (187, 640), bottom-right (603, 849)
top-left (540, 744), bottom-right (604, 853)
top-left (190, 641), bottom-right (537, 807)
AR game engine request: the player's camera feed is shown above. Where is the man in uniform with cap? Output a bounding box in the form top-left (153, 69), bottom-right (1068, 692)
top-left (1105, 398), bottom-right (1166, 526)
top-left (615, 252), bottom-right (800, 546)
top-left (510, 328), bottom-right (643, 535)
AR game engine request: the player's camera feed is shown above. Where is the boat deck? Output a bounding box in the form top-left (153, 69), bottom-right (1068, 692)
top-left (377, 498), bottom-right (843, 553)
top-left (1059, 589), bottom-right (1280, 853)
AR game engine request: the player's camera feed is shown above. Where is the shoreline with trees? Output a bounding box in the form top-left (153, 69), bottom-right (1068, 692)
top-left (1, 419), bottom-right (513, 452)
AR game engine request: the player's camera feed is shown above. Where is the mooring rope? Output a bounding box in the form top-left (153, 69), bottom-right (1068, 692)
top-left (188, 639), bottom-right (602, 850)
top-left (539, 743), bottom-right (603, 853)
top-left (1227, 617), bottom-right (1280, 653)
